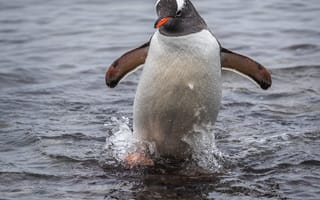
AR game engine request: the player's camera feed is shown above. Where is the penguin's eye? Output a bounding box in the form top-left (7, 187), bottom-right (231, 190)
top-left (176, 10), bottom-right (182, 17)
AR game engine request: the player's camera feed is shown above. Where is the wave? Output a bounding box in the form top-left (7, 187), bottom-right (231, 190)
top-left (39, 132), bottom-right (105, 142)
top-left (0, 171), bottom-right (61, 180)
top-left (270, 64), bottom-right (320, 72)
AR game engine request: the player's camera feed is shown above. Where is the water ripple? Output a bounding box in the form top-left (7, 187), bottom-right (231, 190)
top-left (0, 0), bottom-right (319, 199)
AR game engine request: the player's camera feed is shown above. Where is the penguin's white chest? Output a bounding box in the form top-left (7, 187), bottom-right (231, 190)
top-left (133, 30), bottom-right (221, 157)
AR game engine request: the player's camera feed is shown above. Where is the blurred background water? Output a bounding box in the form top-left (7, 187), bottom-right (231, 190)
top-left (0, 0), bottom-right (320, 199)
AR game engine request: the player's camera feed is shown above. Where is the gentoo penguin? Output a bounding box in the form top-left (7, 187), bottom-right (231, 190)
top-left (105, 0), bottom-right (271, 164)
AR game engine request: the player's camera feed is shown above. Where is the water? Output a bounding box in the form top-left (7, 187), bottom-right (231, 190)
top-left (0, 0), bottom-right (319, 199)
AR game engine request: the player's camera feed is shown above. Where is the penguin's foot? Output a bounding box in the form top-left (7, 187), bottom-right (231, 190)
top-left (124, 152), bottom-right (154, 168)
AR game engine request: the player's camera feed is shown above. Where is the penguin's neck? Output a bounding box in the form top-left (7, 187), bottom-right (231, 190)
top-left (155, 29), bottom-right (215, 54)
top-left (145, 29), bottom-right (221, 78)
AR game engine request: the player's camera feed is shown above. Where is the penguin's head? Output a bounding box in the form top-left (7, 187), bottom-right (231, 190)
top-left (154, 0), bottom-right (207, 36)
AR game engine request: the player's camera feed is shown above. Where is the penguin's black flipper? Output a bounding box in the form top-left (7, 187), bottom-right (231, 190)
top-left (105, 41), bottom-right (150, 88)
top-left (221, 47), bottom-right (272, 90)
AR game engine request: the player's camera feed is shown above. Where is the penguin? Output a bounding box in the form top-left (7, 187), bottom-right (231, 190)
top-left (105, 0), bottom-right (271, 165)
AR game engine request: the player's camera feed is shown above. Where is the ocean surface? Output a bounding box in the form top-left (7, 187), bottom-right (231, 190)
top-left (0, 0), bottom-right (320, 199)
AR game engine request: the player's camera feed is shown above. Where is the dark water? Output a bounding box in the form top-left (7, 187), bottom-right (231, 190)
top-left (0, 0), bottom-right (320, 199)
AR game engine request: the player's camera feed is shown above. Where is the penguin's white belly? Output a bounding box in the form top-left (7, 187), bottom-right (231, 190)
top-left (133, 30), bottom-right (221, 157)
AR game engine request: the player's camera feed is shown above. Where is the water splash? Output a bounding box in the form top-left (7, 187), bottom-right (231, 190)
top-left (103, 117), bottom-right (227, 171)
top-left (182, 123), bottom-right (226, 172)
top-left (104, 116), bottom-right (137, 164)
top-left (103, 116), bottom-right (157, 167)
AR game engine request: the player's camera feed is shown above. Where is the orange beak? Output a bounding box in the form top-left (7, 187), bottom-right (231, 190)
top-left (154, 17), bottom-right (172, 28)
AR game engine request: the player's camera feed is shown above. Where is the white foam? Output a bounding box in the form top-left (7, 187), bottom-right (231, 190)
top-left (104, 116), bottom-right (158, 164)
top-left (104, 116), bottom-right (136, 162)
top-left (182, 123), bottom-right (226, 172)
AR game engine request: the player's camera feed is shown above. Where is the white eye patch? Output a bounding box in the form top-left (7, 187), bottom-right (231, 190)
top-left (176, 0), bottom-right (186, 11)
top-left (155, 0), bottom-right (160, 7)
top-left (155, 0), bottom-right (186, 11)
